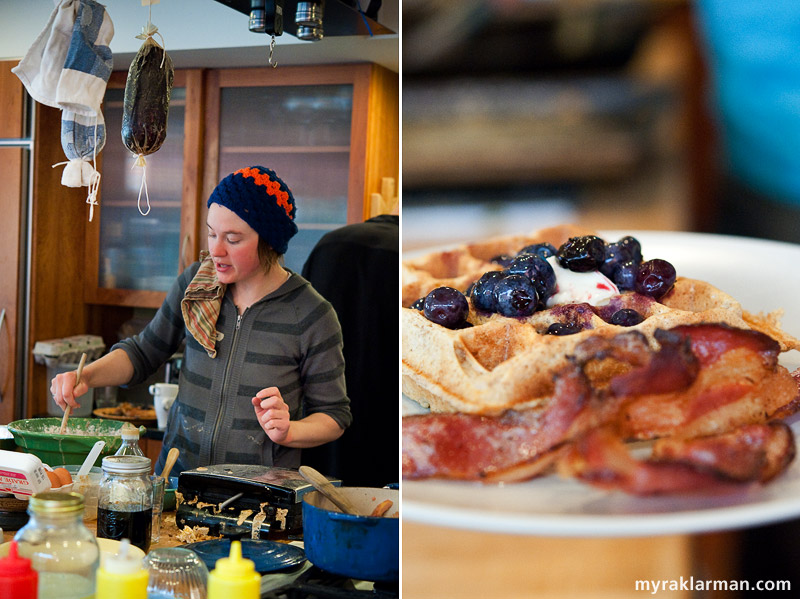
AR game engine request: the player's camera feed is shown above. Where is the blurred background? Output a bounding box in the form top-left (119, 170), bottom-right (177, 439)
top-left (402, 0), bottom-right (800, 597)
top-left (402, 0), bottom-right (708, 250)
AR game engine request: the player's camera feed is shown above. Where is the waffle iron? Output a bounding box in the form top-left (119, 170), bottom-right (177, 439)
top-left (175, 464), bottom-right (339, 541)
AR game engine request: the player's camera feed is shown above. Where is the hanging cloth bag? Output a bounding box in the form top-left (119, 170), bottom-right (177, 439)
top-left (12, 0), bottom-right (114, 222)
top-left (122, 19), bottom-right (174, 216)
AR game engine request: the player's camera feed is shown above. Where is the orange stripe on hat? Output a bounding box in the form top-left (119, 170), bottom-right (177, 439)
top-left (235, 167), bottom-right (294, 219)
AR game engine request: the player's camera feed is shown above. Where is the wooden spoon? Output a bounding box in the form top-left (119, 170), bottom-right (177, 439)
top-left (59, 352), bottom-right (87, 435)
top-left (299, 465), bottom-right (359, 516)
top-left (159, 447), bottom-right (180, 481)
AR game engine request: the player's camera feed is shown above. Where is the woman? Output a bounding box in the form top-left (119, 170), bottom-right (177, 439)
top-left (52, 166), bottom-right (352, 476)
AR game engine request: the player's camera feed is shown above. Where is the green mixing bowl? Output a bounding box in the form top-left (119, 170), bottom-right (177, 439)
top-left (6, 418), bottom-right (144, 467)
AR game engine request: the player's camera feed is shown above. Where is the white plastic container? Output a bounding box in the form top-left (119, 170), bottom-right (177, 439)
top-left (32, 335), bottom-right (105, 368)
top-left (0, 449), bottom-right (52, 499)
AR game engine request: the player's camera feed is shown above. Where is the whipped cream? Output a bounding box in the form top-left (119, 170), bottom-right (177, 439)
top-left (545, 256), bottom-right (619, 308)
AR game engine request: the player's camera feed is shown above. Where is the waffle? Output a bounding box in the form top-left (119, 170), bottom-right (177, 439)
top-left (402, 227), bottom-right (800, 415)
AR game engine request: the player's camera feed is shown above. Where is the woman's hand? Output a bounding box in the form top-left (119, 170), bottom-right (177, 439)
top-left (252, 387), bottom-right (291, 443)
top-left (50, 369), bottom-right (90, 412)
top-left (49, 349), bottom-right (135, 412)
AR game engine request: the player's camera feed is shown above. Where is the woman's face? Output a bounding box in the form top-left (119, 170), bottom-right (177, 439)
top-left (207, 203), bottom-right (263, 285)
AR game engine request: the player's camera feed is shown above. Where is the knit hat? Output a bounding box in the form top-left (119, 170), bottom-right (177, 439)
top-left (207, 166), bottom-right (298, 254)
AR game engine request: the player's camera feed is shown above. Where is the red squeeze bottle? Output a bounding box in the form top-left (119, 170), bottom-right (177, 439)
top-left (0, 540), bottom-right (37, 599)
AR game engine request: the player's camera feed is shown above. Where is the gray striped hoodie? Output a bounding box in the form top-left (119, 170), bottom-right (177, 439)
top-left (112, 262), bottom-right (352, 476)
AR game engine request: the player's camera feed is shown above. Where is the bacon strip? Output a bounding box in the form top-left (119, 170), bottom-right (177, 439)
top-left (665, 323), bottom-right (782, 369)
top-left (619, 326), bottom-right (798, 440)
top-left (403, 324), bottom-right (800, 491)
top-left (561, 422), bottom-right (795, 495)
top-left (572, 330), bottom-right (699, 397)
top-left (652, 422), bottom-right (796, 483)
top-left (402, 366), bottom-right (590, 480)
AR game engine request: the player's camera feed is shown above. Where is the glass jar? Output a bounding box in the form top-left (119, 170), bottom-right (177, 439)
top-left (14, 491), bottom-right (100, 599)
top-left (97, 455), bottom-right (153, 553)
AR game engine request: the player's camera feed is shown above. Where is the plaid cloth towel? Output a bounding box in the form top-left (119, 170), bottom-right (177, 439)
top-left (181, 251), bottom-right (227, 358)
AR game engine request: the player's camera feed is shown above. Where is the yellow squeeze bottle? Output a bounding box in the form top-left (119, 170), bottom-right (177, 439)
top-left (207, 541), bottom-right (260, 599)
top-left (96, 539), bottom-right (148, 599)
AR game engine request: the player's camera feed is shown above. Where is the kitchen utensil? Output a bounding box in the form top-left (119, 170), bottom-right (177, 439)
top-left (217, 492), bottom-right (243, 510)
top-left (78, 440), bottom-right (105, 477)
top-left (59, 352), bottom-right (87, 434)
top-left (175, 464), bottom-right (330, 540)
top-left (298, 465), bottom-right (359, 515)
top-left (159, 447), bottom-right (179, 480)
top-left (302, 486), bottom-right (399, 583)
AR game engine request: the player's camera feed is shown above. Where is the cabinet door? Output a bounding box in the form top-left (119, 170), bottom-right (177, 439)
top-left (86, 70), bottom-right (204, 308)
top-left (0, 145), bottom-right (25, 423)
top-left (203, 64), bottom-right (397, 274)
top-left (0, 61), bottom-right (27, 422)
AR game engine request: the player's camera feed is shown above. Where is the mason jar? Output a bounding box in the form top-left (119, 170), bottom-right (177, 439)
top-left (97, 455), bottom-right (153, 553)
top-left (14, 491), bottom-right (100, 599)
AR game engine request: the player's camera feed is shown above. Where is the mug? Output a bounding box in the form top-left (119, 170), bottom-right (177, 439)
top-left (149, 383), bottom-right (178, 429)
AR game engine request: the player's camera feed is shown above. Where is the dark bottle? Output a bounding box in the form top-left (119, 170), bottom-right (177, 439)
top-left (97, 455), bottom-right (153, 553)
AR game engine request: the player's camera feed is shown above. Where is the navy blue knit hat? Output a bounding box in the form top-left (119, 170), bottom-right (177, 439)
top-left (207, 166), bottom-right (298, 254)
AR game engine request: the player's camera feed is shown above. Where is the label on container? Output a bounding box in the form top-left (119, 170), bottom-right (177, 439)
top-left (0, 449), bottom-right (51, 497)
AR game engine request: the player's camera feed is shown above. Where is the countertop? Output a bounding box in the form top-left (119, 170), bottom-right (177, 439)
top-left (2, 511), bottom-right (319, 593)
top-left (3, 511), bottom-right (185, 550)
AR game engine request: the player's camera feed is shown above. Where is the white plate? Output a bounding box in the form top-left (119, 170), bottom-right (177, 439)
top-left (402, 231), bottom-right (800, 537)
top-left (0, 537), bottom-right (145, 562)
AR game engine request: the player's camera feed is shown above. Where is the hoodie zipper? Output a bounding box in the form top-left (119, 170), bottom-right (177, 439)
top-left (210, 309), bottom-right (243, 461)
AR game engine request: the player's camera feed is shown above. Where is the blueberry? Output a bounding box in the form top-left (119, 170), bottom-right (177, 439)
top-left (506, 254), bottom-right (557, 302)
top-left (518, 242), bottom-right (557, 259)
top-left (423, 287), bottom-right (470, 329)
top-left (618, 236), bottom-right (643, 264)
top-left (410, 297), bottom-right (425, 310)
top-left (546, 322), bottom-right (583, 336)
top-left (490, 254), bottom-right (514, 267)
top-left (609, 308), bottom-right (645, 326)
top-left (635, 259), bottom-right (676, 299)
top-left (470, 271), bottom-right (506, 312)
top-left (600, 239), bottom-right (641, 279)
top-left (493, 274), bottom-right (539, 318)
top-left (557, 236), bottom-right (606, 272)
top-left (612, 259), bottom-right (638, 291)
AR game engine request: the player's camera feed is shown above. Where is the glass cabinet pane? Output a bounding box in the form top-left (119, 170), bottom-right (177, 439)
top-left (98, 86), bottom-right (185, 291)
top-left (218, 85), bottom-right (353, 273)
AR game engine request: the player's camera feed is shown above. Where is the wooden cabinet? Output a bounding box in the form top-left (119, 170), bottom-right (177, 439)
top-left (3, 60), bottom-right (396, 419)
top-left (88, 63), bottom-right (398, 308)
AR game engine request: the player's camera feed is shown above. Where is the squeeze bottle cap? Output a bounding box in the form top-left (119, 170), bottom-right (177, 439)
top-left (0, 541), bottom-right (37, 599)
top-left (208, 541), bottom-right (260, 598)
top-left (96, 539), bottom-right (148, 599)
top-left (103, 539), bottom-right (142, 574)
top-left (120, 422), bottom-right (140, 441)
